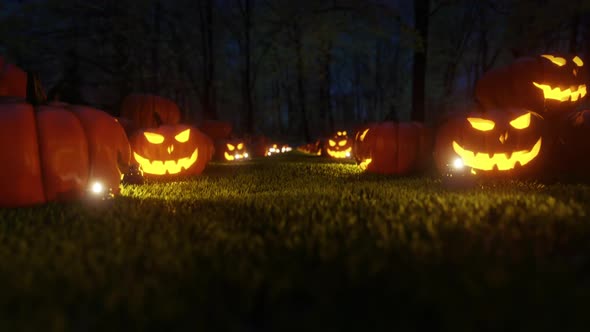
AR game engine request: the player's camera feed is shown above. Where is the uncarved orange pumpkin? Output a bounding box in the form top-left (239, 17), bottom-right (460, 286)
top-left (0, 100), bottom-right (131, 207)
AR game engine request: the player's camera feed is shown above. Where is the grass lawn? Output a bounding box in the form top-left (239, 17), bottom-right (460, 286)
top-left (1, 152), bottom-right (590, 331)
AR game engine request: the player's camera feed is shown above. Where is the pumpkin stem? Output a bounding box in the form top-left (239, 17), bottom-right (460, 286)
top-left (26, 71), bottom-right (47, 105)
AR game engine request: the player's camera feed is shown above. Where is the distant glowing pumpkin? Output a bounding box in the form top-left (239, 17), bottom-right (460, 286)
top-left (476, 54), bottom-right (587, 116)
top-left (434, 108), bottom-right (544, 175)
top-left (217, 139), bottom-right (249, 161)
top-left (325, 131), bottom-right (352, 159)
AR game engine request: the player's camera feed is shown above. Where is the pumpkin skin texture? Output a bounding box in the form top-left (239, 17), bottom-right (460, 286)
top-left (120, 94), bottom-right (181, 131)
top-left (476, 54), bottom-right (587, 118)
top-left (0, 56), bottom-right (27, 99)
top-left (0, 100), bottom-right (131, 207)
top-left (248, 134), bottom-right (269, 158)
top-left (129, 124), bottom-right (211, 177)
top-left (353, 122), bottom-right (432, 175)
top-left (434, 108), bottom-right (544, 177)
top-left (199, 120), bottom-right (233, 141)
top-left (545, 109), bottom-right (590, 180)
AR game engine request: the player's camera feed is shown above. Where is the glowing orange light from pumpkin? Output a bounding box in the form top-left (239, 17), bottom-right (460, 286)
top-left (133, 128), bottom-right (199, 175)
top-left (532, 82), bottom-right (587, 102)
top-left (224, 142), bottom-right (249, 161)
top-left (451, 113), bottom-right (542, 171)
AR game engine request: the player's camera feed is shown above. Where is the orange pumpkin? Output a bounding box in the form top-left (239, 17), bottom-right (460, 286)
top-left (434, 108), bottom-right (544, 176)
top-left (297, 140), bottom-right (322, 156)
top-left (120, 94), bottom-right (181, 131)
top-left (324, 131), bottom-right (352, 159)
top-left (476, 54), bottom-right (587, 117)
top-left (545, 109), bottom-right (590, 179)
top-left (0, 56), bottom-right (27, 99)
top-left (353, 122), bottom-right (432, 174)
top-left (129, 124), bottom-right (213, 177)
top-left (216, 139), bottom-right (249, 161)
top-left (199, 120), bottom-right (233, 140)
top-left (0, 100), bottom-right (131, 207)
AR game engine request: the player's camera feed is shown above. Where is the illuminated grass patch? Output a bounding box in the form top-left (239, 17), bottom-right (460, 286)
top-left (1, 152), bottom-right (590, 331)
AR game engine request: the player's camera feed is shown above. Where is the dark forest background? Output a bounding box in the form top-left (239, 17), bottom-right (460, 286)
top-left (1, 0), bottom-right (590, 142)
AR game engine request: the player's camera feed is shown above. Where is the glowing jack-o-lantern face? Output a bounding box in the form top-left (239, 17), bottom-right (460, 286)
top-left (223, 140), bottom-right (249, 161)
top-left (266, 144), bottom-right (280, 156)
top-left (325, 131), bottom-right (352, 159)
top-left (130, 124), bottom-right (203, 176)
top-left (476, 54), bottom-right (588, 116)
top-left (434, 108), bottom-right (544, 175)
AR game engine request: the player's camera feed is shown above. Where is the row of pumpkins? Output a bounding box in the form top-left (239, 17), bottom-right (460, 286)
top-left (1, 53), bottom-right (589, 207)
top-left (0, 56), bottom-right (292, 207)
top-left (299, 53), bottom-right (590, 179)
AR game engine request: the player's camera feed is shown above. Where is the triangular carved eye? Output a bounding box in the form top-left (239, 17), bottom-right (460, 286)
top-left (338, 139), bottom-right (347, 147)
top-left (144, 132), bottom-right (165, 144)
top-left (467, 117), bottom-right (495, 131)
top-left (509, 113), bottom-right (531, 129)
top-left (329, 139), bottom-right (336, 147)
top-left (227, 144), bottom-right (235, 151)
top-left (573, 56), bottom-right (584, 67)
top-left (237, 143), bottom-right (244, 150)
top-left (541, 54), bottom-right (566, 66)
top-left (174, 129), bottom-right (190, 142)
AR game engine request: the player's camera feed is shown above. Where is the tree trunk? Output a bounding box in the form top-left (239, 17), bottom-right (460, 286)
top-left (295, 26), bottom-right (310, 142)
top-left (151, 0), bottom-right (161, 94)
top-left (411, 0), bottom-right (430, 122)
top-left (199, 0), bottom-right (217, 120)
top-left (318, 39), bottom-right (333, 136)
top-left (570, 11), bottom-right (579, 53)
top-left (374, 40), bottom-right (384, 121)
top-left (242, 0), bottom-right (255, 134)
top-left (353, 55), bottom-right (363, 122)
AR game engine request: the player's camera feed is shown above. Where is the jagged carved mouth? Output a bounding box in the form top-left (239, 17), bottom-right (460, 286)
top-left (359, 158), bottom-right (372, 170)
top-left (452, 138), bottom-right (542, 171)
top-left (224, 152), bottom-right (249, 161)
top-left (327, 148), bottom-right (351, 159)
top-left (133, 149), bottom-right (198, 175)
top-left (533, 82), bottom-right (587, 102)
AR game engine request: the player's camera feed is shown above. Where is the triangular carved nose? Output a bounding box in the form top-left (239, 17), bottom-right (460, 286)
top-left (499, 132), bottom-right (508, 144)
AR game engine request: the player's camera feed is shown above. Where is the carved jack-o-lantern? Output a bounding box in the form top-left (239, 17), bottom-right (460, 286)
top-left (325, 131), bottom-right (352, 159)
top-left (265, 143), bottom-right (292, 156)
top-left (476, 54), bottom-right (588, 116)
top-left (129, 124), bottom-right (212, 176)
top-left (297, 140), bottom-right (322, 155)
top-left (434, 108), bottom-right (544, 175)
top-left (266, 143), bottom-right (280, 156)
top-left (353, 122), bottom-right (432, 174)
top-left (216, 139), bottom-right (249, 161)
